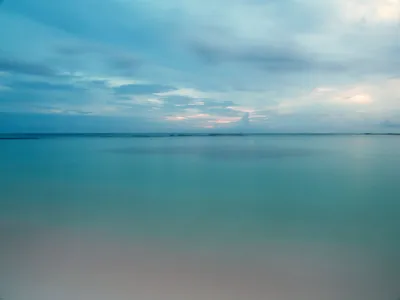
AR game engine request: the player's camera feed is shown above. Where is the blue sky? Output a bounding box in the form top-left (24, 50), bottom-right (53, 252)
top-left (0, 0), bottom-right (400, 132)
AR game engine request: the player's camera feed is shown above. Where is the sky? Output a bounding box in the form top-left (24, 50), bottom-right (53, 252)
top-left (0, 0), bottom-right (400, 132)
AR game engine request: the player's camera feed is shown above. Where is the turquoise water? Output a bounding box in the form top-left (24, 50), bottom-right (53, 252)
top-left (1, 135), bottom-right (400, 300)
top-left (1, 135), bottom-right (400, 245)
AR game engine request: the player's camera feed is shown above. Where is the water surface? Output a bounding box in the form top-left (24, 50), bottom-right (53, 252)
top-left (1, 135), bottom-right (399, 300)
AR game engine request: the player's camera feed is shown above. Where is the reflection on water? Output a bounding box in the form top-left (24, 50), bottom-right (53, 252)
top-left (110, 144), bottom-right (325, 159)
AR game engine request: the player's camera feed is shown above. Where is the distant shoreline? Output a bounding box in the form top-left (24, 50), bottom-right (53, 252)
top-left (1, 132), bottom-right (400, 140)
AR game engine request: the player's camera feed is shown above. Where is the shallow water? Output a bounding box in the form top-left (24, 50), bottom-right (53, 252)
top-left (1, 135), bottom-right (400, 300)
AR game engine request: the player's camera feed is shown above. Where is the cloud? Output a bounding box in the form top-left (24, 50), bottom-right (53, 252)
top-left (108, 55), bottom-right (140, 74)
top-left (114, 84), bottom-right (175, 95)
top-left (1, 0), bottom-right (400, 132)
top-left (161, 96), bottom-right (194, 106)
top-left (206, 107), bottom-right (243, 117)
top-left (380, 120), bottom-right (400, 128)
top-left (160, 95), bottom-right (235, 108)
top-left (0, 112), bottom-right (167, 133)
top-left (156, 88), bottom-right (217, 99)
top-left (35, 106), bottom-right (93, 115)
top-left (190, 42), bottom-right (339, 72)
top-left (0, 57), bottom-right (56, 77)
top-left (241, 112), bottom-right (250, 126)
top-left (340, 0), bottom-right (400, 23)
top-left (8, 80), bottom-right (84, 91)
top-left (55, 43), bottom-right (142, 75)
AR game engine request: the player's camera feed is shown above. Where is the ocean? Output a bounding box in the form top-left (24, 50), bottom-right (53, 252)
top-left (1, 134), bottom-right (399, 300)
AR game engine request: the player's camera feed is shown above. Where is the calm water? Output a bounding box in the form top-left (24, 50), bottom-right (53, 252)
top-left (1, 135), bottom-right (400, 300)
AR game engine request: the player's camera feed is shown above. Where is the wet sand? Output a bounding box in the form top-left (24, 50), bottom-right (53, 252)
top-left (1, 225), bottom-right (399, 300)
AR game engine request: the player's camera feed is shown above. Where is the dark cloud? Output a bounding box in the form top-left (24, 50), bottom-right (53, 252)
top-left (380, 120), bottom-right (400, 128)
top-left (59, 109), bottom-right (92, 115)
top-left (108, 55), bottom-right (140, 73)
top-left (83, 80), bottom-right (110, 88)
top-left (0, 112), bottom-right (158, 133)
top-left (192, 42), bottom-right (305, 68)
top-left (9, 80), bottom-right (84, 91)
top-left (55, 45), bottom-right (92, 56)
top-left (191, 42), bottom-right (345, 72)
top-left (0, 90), bottom-right (43, 106)
top-left (114, 84), bottom-right (174, 95)
top-left (56, 44), bottom-right (141, 75)
top-left (6, 0), bottom-right (171, 49)
top-left (0, 82), bottom-right (89, 111)
top-left (0, 57), bottom-right (56, 77)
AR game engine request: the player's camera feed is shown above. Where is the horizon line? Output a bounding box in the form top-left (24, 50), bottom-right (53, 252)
top-left (1, 132), bottom-right (400, 138)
